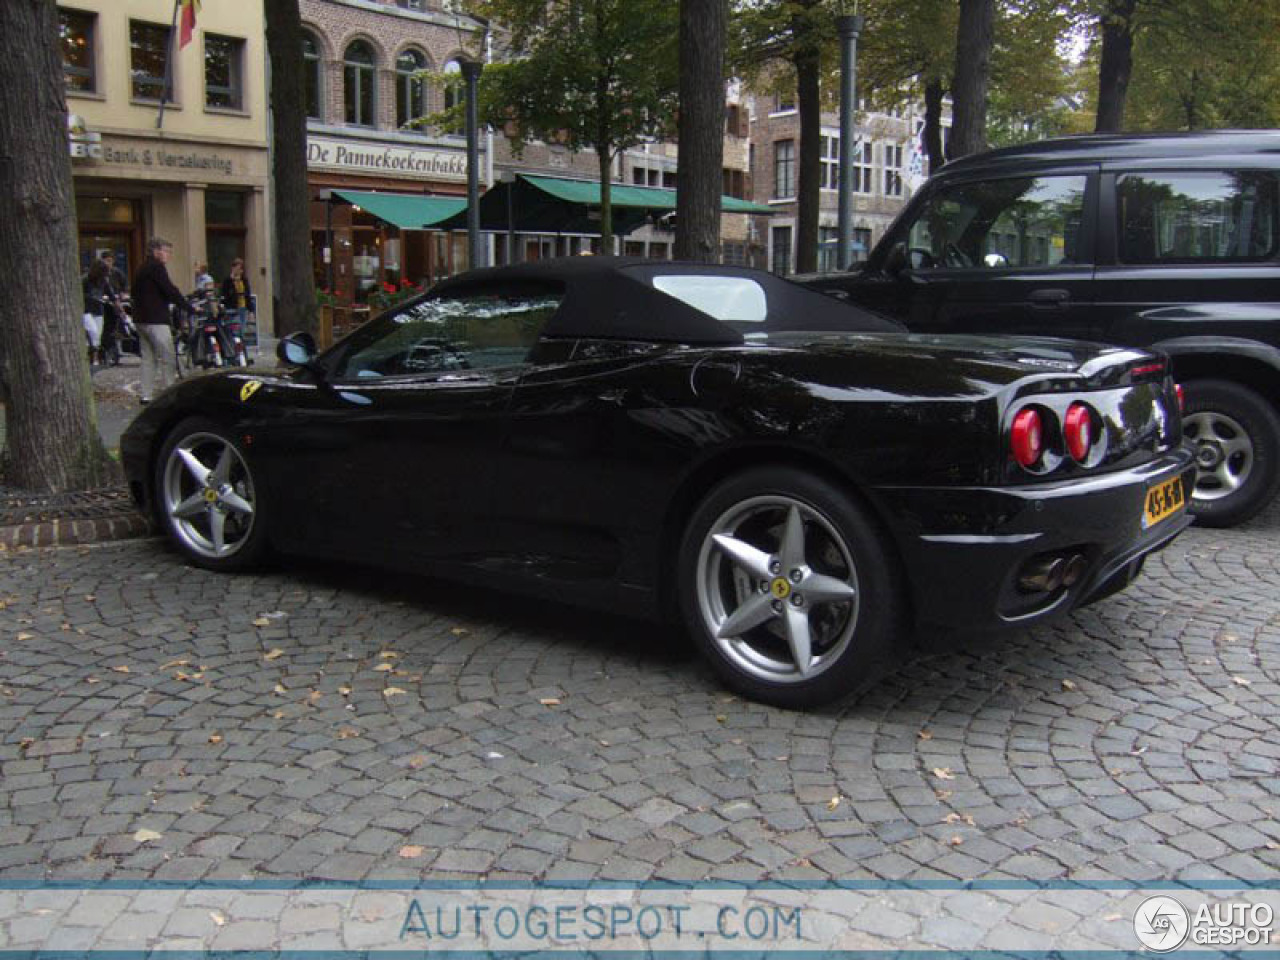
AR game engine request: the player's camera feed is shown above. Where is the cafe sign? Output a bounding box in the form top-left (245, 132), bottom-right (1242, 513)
top-left (308, 135), bottom-right (469, 182)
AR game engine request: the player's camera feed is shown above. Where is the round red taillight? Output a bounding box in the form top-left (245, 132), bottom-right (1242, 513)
top-left (1011, 408), bottom-right (1043, 468)
top-left (1064, 403), bottom-right (1092, 462)
top-left (1175, 384), bottom-right (1185, 413)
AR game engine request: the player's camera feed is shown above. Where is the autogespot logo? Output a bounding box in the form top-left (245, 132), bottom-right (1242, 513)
top-left (1134, 896), bottom-right (1190, 952)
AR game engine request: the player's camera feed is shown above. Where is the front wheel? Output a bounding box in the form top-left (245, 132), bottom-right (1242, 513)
top-left (1182, 379), bottom-right (1280, 527)
top-left (677, 467), bottom-right (905, 708)
top-left (154, 418), bottom-right (268, 571)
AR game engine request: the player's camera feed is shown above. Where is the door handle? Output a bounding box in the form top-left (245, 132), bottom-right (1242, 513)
top-left (1028, 288), bottom-right (1070, 310)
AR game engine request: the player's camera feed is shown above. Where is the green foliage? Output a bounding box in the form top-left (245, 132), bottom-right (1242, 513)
top-left (987, 0), bottom-right (1077, 145)
top-left (1124, 0), bottom-right (1280, 129)
top-left (440, 0), bottom-right (679, 158)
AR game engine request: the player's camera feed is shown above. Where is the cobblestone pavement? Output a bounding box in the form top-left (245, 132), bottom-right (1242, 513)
top-left (1, 501), bottom-right (1277, 887)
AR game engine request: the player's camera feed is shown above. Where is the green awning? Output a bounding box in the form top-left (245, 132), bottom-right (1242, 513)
top-left (332, 189), bottom-right (466, 229)
top-left (434, 174), bottom-right (773, 235)
top-left (523, 175), bottom-right (773, 215)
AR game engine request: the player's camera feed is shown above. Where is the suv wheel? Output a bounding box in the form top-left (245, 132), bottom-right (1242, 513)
top-left (1182, 379), bottom-right (1280, 528)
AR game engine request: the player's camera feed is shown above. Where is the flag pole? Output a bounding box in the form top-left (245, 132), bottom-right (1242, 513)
top-left (155, 0), bottom-right (182, 129)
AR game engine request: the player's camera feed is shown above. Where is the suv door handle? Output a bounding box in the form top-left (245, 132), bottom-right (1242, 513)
top-left (1028, 288), bottom-right (1070, 310)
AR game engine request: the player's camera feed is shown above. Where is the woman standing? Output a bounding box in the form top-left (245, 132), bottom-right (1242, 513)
top-left (81, 259), bottom-right (112, 367)
top-left (220, 258), bottom-right (252, 332)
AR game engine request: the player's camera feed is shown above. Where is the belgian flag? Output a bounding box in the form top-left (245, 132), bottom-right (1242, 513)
top-left (178, 0), bottom-right (200, 49)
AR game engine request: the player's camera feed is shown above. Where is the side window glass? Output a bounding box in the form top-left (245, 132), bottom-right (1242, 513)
top-left (905, 175), bottom-right (1088, 270)
top-left (334, 287), bottom-right (563, 379)
top-left (1117, 171), bottom-right (1278, 263)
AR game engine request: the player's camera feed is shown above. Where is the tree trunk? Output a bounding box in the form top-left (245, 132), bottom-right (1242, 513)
top-left (674, 0), bottom-right (726, 263)
top-left (0, 0), bottom-right (109, 493)
top-left (1094, 0), bottom-right (1137, 133)
top-left (948, 0), bottom-right (994, 160)
top-left (923, 76), bottom-right (946, 174)
top-left (265, 0), bottom-right (317, 335)
top-left (597, 148), bottom-right (614, 253)
top-left (793, 26), bottom-right (822, 274)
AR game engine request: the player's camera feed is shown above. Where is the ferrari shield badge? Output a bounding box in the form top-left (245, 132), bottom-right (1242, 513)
top-left (239, 380), bottom-right (263, 403)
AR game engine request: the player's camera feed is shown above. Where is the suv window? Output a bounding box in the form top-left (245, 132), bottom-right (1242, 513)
top-left (335, 287), bottom-right (563, 379)
top-left (904, 175), bottom-right (1088, 270)
top-left (1117, 171), bottom-right (1279, 264)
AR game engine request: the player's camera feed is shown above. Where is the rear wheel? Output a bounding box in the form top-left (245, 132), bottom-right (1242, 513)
top-left (154, 418), bottom-right (268, 571)
top-left (1183, 379), bottom-right (1280, 527)
top-left (677, 466), bottom-right (904, 708)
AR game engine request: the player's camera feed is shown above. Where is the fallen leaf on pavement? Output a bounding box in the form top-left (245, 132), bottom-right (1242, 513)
top-left (539, 697), bottom-right (561, 706)
top-left (943, 812), bottom-right (976, 826)
top-left (111, 665), bottom-right (131, 674)
top-left (133, 828), bottom-right (162, 843)
top-left (264, 649), bottom-right (284, 661)
top-left (1233, 676), bottom-right (1252, 687)
top-left (159, 659), bottom-right (189, 671)
top-left (399, 845), bottom-right (424, 859)
top-left (208, 733), bottom-right (223, 744)
top-left (210, 911), bottom-right (226, 927)
top-left (1061, 679), bottom-right (1078, 691)
top-left (933, 767), bottom-right (956, 781)
top-left (451, 627), bottom-right (469, 636)
top-left (826, 796), bottom-right (841, 811)
top-left (339, 685), bottom-right (352, 696)
top-left (379, 651), bottom-right (398, 660)
top-left (917, 729), bottom-right (933, 740)
top-left (252, 617), bottom-right (270, 627)
top-left (406, 755), bottom-right (428, 769)
top-left (273, 683), bottom-right (287, 695)
top-left (374, 663), bottom-right (394, 672)
top-left (383, 687), bottom-right (406, 698)
top-left (949, 835), bottom-right (964, 846)
top-left (337, 727), bottom-right (360, 739)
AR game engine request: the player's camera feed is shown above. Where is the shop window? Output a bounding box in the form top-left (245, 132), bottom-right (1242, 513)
top-left (344, 40), bottom-right (377, 127)
top-left (662, 171), bottom-right (676, 190)
top-left (59, 8), bottom-right (96, 93)
top-left (130, 20), bottom-right (173, 103)
top-left (303, 30), bottom-right (322, 121)
top-left (442, 60), bottom-right (462, 113)
top-left (396, 48), bottom-right (429, 130)
top-left (774, 140), bottom-right (795, 200)
top-left (206, 191), bottom-right (246, 283)
top-left (205, 34), bottom-right (244, 110)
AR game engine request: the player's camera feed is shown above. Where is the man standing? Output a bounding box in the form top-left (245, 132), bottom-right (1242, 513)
top-left (132, 237), bottom-right (187, 404)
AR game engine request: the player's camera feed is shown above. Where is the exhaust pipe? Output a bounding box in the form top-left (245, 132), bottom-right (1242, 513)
top-left (1018, 553), bottom-right (1087, 594)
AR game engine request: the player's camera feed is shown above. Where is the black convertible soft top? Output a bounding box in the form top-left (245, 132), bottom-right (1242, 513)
top-left (429, 257), bottom-right (902, 345)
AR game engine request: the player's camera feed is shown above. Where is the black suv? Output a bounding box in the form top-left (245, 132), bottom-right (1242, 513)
top-left (802, 131), bottom-right (1280, 527)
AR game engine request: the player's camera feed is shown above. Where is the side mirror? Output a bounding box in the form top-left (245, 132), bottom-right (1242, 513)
top-left (277, 331), bottom-right (317, 367)
top-left (883, 242), bottom-right (909, 277)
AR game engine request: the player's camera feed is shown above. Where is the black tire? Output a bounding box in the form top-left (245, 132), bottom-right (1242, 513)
top-left (1182, 379), bottom-right (1280, 528)
top-left (676, 466), bottom-right (905, 709)
top-left (154, 417), bottom-right (269, 571)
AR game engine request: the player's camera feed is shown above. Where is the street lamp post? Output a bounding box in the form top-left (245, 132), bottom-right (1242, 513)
top-left (836, 12), bottom-right (864, 272)
top-left (461, 59), bottom-right (484, 271)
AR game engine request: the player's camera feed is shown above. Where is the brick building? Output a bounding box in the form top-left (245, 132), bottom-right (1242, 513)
top-left (748, 92), bottom-right (947, 275)
top-left (300, 0), bottom-right (487, 302)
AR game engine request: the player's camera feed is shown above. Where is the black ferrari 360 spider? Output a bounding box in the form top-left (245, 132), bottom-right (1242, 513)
top-left (122, 258), bottom-right (1194, 707)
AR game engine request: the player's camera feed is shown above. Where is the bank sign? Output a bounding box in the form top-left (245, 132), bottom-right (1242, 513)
top-left (308, 135), bottom-right (469, 182)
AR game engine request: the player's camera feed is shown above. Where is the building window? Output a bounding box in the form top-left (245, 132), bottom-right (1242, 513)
top-left (853, 227), bottom-right (872, 262)
top-left (771, 225), bottom-right (793, 275)
top-left (662, 170), bottom-right (676, 190)
top-left (59, 8), bottom-right (96, 93)
top-left (854, 141), bottom-right (873, 194)
top-left (344, 40), bottom-right (377, 126)
top-left (819, 134), bottom-right (839, 190)
top-left (722, 168), bottom-right (746, 200)
top-left (130, 21), bottom-right (173, 102)
top-left (395, 0), bottom-right (426, 8)
top-left (722, 242), bottom-right (748, 266)
top-left (774, 92), bottom-right (795, 113)
top-left (396, 48), bottom-right (428, 129)
top-left (818, 226), bottom-right (840, 273)
top-left (884, 143), bottom-right (904, 197)
top-left (204, 34), bottom-right (244, 110)
top-left (303, 31), bottom-right (322, 121)
top-left (442, 60), bottom-right (462, 113)
top-left (773, 140), bottom-right (795, 199)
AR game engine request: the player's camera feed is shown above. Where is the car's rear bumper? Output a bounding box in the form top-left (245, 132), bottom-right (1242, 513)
top-left (874, 446), bottom-right (1196, 637)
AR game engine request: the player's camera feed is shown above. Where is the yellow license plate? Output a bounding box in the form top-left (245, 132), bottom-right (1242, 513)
top-left (1143, 474), bottom-right (1187, 528)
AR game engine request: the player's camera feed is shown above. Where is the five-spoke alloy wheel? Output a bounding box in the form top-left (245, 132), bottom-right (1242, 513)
top-left (156, 418), bottom-right (268, 570)
top-left (679, 467), bottom-right (903, 708)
